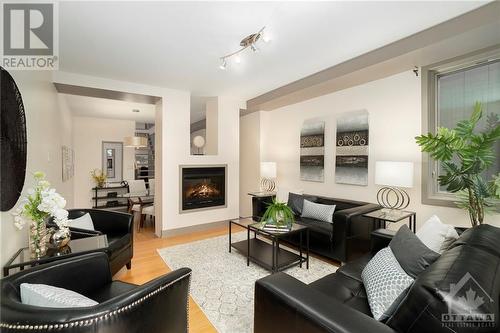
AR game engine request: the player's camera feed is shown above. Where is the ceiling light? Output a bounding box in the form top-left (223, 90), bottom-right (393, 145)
top-left (219, 26), bottom-right (267, 70)
top-left (262, 33), bottom-right (271, 43)
top-left (124, 136), bottom-right (148, 148)
top-left (219, 59), bottom-right (227, 70)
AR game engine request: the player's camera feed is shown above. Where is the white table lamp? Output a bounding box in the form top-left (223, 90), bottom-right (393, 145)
top-left (260, 162), bottom-right (277, 192)
top-left (375, 161), bottom-right (414, 210)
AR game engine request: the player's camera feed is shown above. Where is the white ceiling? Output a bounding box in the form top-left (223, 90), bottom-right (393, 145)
top-left (62, 94), bottom-right (156, 122)
top-left (59, 1), bottom-right (488, 100)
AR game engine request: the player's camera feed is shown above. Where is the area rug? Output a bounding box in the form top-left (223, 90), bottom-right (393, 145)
top-left (157, 232), bottom-right (337, 333)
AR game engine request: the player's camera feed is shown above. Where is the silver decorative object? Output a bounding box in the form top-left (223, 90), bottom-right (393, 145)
top-left (50, 228), bottom-right (71, 249)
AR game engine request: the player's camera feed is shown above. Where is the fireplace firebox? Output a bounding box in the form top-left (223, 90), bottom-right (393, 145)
top-left (180, 165), bottom-right (226, 212)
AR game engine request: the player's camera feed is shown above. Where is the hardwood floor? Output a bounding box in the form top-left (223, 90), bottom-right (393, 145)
top-left (114, 221), bottom-right (244, 333)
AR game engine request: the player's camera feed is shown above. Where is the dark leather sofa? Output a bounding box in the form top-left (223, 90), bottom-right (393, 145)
top-left (0, 252), bottom-right (191, 333)
top-left (255, 225), bottom-right (500, 333)
top-left (286, 194), bottom-right (380, 263)
top-left (51, 209), bottom-right (134, 276)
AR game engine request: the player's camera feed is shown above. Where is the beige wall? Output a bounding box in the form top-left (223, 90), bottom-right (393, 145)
top-left (72, 116), bottom-right (135, 208)
top-left (1, 71), bottom-right (74, 266)
top-left (239, 111), bottom-right (262, 217)
top-left (247, 71), bottom-right (499, 229)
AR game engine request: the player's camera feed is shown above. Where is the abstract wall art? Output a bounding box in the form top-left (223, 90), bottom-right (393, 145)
top-left (62, 145), bottom-right (74, 182)
top-left (335, 110), bottom-right (369, 186)
top-left (300, 119), bottom-right (325, 182)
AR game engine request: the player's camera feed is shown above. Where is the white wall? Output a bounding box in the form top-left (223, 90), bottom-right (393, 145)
top-left (53, 72), bottom-right (242, 234)
top-left (239, 111), bottom-right (262, 217)
top-left (72, 116), bottom-right (136, 208)
top-left (1, 71), bottom-right (74, 266)
top-left (251, 71), bottom-right (499, 229)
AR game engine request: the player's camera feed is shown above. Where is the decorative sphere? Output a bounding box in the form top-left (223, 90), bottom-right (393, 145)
top-left (193, 135), bottom-right (206, 148)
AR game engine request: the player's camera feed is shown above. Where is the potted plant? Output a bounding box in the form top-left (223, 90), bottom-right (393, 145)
top-left (12, 172), bottom-right (70, 258)
top-left (416, 102), bottom-right (500, 226)
top-left (91, 168), bottom-right (107, 188)
top-left (261, 198), bottom-right (295, 228)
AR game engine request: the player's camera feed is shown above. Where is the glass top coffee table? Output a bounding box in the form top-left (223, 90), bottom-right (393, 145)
top-left (3, 234), bottom-right (108, 277)
top-left (229, 218), bottom-right (309, 273)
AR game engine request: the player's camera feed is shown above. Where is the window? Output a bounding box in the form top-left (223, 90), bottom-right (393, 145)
top-left (422, 48), bottom-right (500, 206)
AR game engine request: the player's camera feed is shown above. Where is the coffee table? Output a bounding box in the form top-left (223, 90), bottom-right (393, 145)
top-left (3, 234), bottom-right (108, 277)
top-left (229, 218), bottom-right (309, 273)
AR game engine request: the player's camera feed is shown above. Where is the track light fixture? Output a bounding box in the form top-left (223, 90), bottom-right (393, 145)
top-left (219, 26), bottom-right (268, 70)
top-left (219, 59), bottom-right (227, 70)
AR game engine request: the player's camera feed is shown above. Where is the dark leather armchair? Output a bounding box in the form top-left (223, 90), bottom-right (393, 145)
top-left (65, 209), bottom-right (134, 276)
top-left (0, 253), bottom-right (191, 333)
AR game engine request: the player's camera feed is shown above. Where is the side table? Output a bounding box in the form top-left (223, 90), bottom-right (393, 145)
top-left (247, 191), bottom-right (276, 221)
top-left (363, 209), bottom-right (416, 233)
top-left (3, 234), bottom-right (108, 277)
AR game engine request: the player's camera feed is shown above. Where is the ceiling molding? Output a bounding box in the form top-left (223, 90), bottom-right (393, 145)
top-left (54, 83), bottom-right (162, 104)
top-left (246, 1), bottom-right (500, 112)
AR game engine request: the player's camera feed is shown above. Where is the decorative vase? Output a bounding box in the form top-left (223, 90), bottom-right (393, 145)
top-left (28, 219), bottom-right (48, 259)
top-left (49, 228), bottom-right (71, 249)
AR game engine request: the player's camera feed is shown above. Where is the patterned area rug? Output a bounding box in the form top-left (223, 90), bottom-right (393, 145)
top-left (157, 232), bottom-right (337, 333)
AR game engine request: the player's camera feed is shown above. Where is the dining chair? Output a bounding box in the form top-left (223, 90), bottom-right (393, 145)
top-left (126, 179), bottom-right (148, 196)
top-left (148, 178), bottom-right (155, 195)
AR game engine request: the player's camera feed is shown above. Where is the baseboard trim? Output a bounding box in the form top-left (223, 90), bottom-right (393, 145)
top-left (161, 219), bottom-right (235, 238)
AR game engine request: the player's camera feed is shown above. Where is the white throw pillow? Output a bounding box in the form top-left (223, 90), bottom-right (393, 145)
top-left (68, 213), bottom-right (95, 231)
top-left (301, 200), bottom-right (336, 223)
top-left (362, 247), bottom-right (414, 321)
top-left (20, 283), bottom-right (98, 308)
top-left (416, 215), bottom-right (459, 253)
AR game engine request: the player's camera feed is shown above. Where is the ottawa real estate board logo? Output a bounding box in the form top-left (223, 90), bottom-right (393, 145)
top-left (442, 272), bottom-right (495, 329)
top-left (1, 2), bottom-right (58, 70)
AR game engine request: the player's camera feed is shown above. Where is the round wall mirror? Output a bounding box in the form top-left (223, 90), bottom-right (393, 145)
top-left (1, 67), bottom-right (27, 211)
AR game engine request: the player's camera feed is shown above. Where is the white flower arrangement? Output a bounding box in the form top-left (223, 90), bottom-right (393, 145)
top-left (13, 171), bottom-right (69, 231)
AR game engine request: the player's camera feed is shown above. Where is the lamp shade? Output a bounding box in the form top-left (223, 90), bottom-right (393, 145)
top-left (124, 136), bottom-right (148, 148)
top-left (375, 161), bottom-right (414, 188)
top-left (260, 162), bottom-right (277, 179)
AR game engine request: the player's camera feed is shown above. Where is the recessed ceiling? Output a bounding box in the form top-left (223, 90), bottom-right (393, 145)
top-left (59, 1), bottom-right (488, 100)
top-left (61, 94), bottom-right (156, 122)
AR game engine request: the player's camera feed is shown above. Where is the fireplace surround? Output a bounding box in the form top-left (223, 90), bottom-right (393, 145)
top-left (180, 165), bottom-right (227, 213)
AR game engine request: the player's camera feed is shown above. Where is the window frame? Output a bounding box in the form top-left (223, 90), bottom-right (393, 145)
top-left (421, 45), bottom-right (500, 207)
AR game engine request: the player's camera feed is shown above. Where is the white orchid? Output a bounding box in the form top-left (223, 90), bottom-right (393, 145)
top-left (13, 172), bottom-right (69, 231)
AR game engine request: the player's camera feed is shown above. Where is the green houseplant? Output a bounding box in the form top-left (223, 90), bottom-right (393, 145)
top-left (415, 102), bottom-right (500, 226)
top-left (261, 198), bottom-right (295, 227)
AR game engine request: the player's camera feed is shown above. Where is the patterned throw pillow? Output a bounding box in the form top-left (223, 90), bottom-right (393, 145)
top-left (21, 283), bottom-right (98, 308)
top-left (301, 199), bottom-right (336, 223)
top-left (361, 247), bottom-right (414, 321)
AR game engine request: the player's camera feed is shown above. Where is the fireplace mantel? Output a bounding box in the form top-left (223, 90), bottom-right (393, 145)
top-left (179, 165), bottom-right (227, 213)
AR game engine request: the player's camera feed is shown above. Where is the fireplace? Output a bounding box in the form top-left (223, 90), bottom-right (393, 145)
top-left (180, 165), bottom-right (226, 212)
